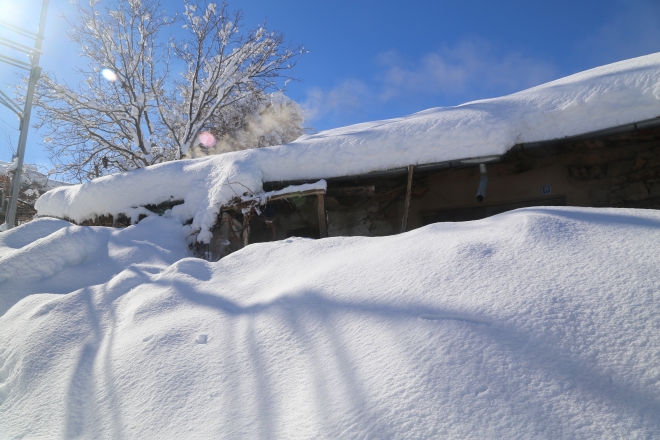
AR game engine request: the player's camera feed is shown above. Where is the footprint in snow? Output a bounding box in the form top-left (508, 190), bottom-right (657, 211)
top-left (474, 385), bottom-right (488, 396)
top-left (196, 334), bottom-right (208, 344)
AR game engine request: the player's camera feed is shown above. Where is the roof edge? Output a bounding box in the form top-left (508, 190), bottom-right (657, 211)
top-left (263, 115), bottom-right (660, 188)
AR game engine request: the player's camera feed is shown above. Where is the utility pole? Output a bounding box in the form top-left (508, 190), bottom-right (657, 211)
top-left (0, 0), bottom-right (49, 230)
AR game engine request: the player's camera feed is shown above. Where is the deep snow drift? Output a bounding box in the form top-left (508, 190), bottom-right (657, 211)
top-left (0, 217), bottom-right (189, 316)
top-left (2, 207), bottom-right (660, 438)
top-left (35, 53), bottom-right (660, 242)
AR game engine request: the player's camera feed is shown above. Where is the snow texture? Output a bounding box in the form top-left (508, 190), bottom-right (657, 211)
top-left (1, 207), bottom-right (660, 438)
top-left (35, 53), bottom-right (660, 242)
top-left (0, 216), bottom-right (189, 316)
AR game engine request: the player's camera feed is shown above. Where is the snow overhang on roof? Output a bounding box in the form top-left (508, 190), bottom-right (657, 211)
top-left (294, 114), bottom-right (660, 185)
top-left (34, 52), bottom-right (660, 243)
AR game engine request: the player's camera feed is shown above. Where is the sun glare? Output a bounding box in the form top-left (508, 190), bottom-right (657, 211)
top-left (101, 68), bottom-right (118, 82)
top-left (0, 1), bottom-right (35, 36)
top-left (198, 131), bottom-right (216, 147)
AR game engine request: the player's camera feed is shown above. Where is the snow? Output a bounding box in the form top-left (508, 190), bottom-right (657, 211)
top-left (267, 179), bottom-right (327, 197)
top-left (0, 160), bottom-right (68, 191)
top-left (0, 216), bottom-right (189, 316)
top-left (243, 179), bottom-right (327, 205)
top-left (2, 207), bottom-right (660, 437)
top-left (35, 52), bottom-right (660, 242)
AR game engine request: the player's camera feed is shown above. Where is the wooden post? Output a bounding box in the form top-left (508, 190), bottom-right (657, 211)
top-left (224, 212), bottom-right (231, 245)
top-left (317, 194), bottom-right (327, 238)
top-left (242, 215), bottom-right (250, 247)
top-left (401, 165), bottom-right (414, 233)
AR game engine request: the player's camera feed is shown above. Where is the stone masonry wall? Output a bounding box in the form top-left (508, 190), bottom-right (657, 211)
top-left (501, 126), bottom-right (660, 211)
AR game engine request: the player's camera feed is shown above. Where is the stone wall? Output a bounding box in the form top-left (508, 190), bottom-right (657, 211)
top-left (564, 133), bottom-right (660, 209)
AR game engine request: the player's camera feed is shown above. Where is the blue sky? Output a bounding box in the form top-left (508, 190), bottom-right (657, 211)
top-left (1, 0), bottom-right (660, 169)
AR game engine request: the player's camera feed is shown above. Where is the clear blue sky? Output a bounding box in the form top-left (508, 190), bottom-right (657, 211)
top-left (1, 0), bottom-right (660, 169)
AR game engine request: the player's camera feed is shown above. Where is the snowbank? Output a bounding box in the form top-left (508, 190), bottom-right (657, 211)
top-left (1, 207), bottom-right (660, 437)
top-left (0, 216), bottom-right (189, 316)
top-left (35, 53), bottom-right (660, 242)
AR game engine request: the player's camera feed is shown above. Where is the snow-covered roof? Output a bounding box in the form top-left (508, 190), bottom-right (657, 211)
top-left (35, 52), bottom-right (660, 242)
top-left (0, 160), bottom-right (68, 191)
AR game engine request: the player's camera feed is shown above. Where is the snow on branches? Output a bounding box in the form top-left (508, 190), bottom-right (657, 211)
top-left (31, 0), bottom-right (306, 181)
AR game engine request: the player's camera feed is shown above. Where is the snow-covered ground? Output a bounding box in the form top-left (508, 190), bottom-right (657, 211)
top-left (1, 207), bottom-right (660, 438)
top-left (35, 53), bottom-right (660, 243)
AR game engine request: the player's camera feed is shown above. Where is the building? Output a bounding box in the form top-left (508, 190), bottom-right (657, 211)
top-left (33, 53), bottom-right (660, 260)
top-left (216, 117), bottom-right (660, 260)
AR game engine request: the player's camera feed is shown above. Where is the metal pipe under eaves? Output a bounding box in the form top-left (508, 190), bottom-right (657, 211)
top-left (476, 163), bottom-right (488, 202)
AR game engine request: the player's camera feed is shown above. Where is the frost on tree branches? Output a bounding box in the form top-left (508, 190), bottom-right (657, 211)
top-left (30, 0), bottom-right (306, 181)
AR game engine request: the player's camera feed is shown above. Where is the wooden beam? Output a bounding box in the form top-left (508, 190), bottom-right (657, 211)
top-left (317, 194), bottom-right (327, 238)
top-left (224, 212), bottom-right (231, 244)
top-left (242, 216), bottom-right (250, 248)
top-left (401, 165), bottom-right (414, 233)
top-left (266, 188), bottom-right (326, 202)
top-left (221, 189), bottom-right (326, 213)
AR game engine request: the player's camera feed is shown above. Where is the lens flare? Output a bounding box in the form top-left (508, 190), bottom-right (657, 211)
top-left (198, 131), bottom-right (216, 148)
top-left (101, 69), bottom-right (118, 82)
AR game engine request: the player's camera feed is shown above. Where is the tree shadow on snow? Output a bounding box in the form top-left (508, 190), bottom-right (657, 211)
top-left (157, 277), bottom-right (660, 436)
top-left (59, 256), bottom-right (660, 437)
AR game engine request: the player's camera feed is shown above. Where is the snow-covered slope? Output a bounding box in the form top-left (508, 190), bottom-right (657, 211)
top-left (2, 207), bottom-right (660, 438)
top-left (35, 53), bottom-right (660, 243)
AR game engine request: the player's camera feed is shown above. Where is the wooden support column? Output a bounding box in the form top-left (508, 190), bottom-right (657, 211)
top-left (401, 165), bottom-right (414, 233)
top-left (317, 193), bottom-right (327, 238)
top-left (242, 215), bottom-right (250, 247)
top-left (224, 212), bottom-right (231, 242)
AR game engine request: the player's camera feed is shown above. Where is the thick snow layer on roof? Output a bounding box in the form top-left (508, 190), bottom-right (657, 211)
top-left (35, 53), bottom-right (660, 242)
top-left (2, 207), bottom-right (660, 437)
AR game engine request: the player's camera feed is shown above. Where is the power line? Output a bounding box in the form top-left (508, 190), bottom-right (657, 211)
top-left (0, 0), bottom-right (49, 230)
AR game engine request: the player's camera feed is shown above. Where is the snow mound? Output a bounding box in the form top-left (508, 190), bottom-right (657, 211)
top-left (0, 216), bottom-right (189, 316)
top-left (35, 52), bottom-right (660, 242)
top-left (2, 207), bottom-right (660, 437)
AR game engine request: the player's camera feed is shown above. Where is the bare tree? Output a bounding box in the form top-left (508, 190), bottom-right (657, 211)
top-left (0, 121), bottom-right (17, 158)
top-left (30, 0), bottom-right (305, 181)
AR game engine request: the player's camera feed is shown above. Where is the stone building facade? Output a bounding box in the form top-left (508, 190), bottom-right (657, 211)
top-left (241, 120), bottom-right (660, 251)
top-left (34, 119), bottom-right (660, 261)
